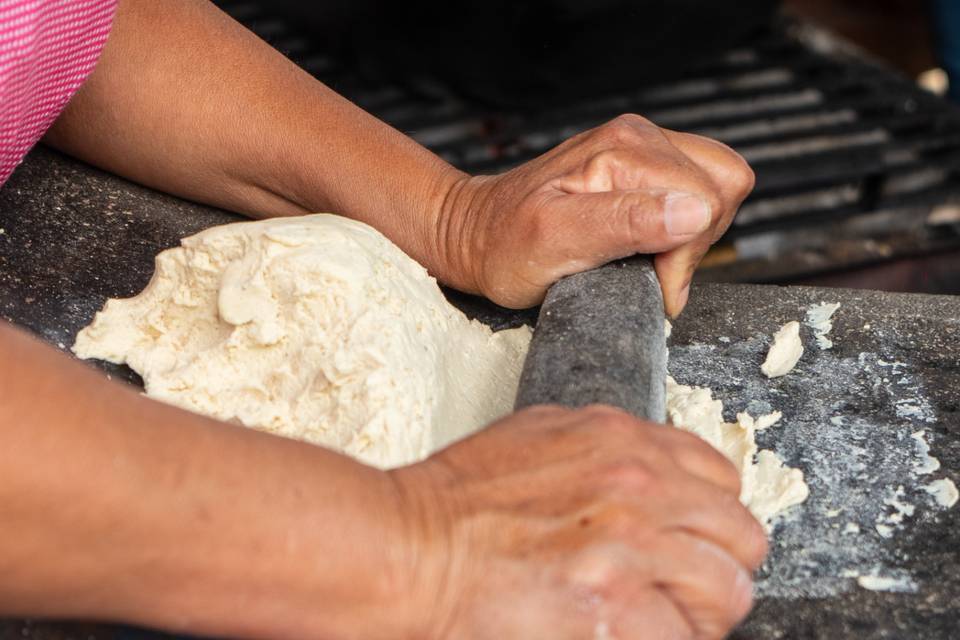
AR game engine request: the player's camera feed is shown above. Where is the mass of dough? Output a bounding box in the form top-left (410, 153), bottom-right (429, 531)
top-left (761, 320), bottom-right (804, 378)
top-left (74, 213), bottom-right (809, 525)
top-left (666, 377), bottom-right (809, 525)
top-left (73, 214), bottom-right (531, 469)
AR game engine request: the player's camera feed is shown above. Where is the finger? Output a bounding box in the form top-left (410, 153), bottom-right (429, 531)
top-left (576, 450), bottom-right (767, 572)
top-left (654, 242), bottom-right (705, 317)
top-left (655, 133), bottom-right (755, 317)
top-left (601, 471), bottom-right (767, 572)
top-left (647, 425), bottom-right (743, 497)
top-left (601, 415), bottom-right (742, 496)
top-left (559, 543), bottom-right (696, 640)
top-left (660, 475), bottom-right (769, 571)
top-left (563, 408), bottom-right (741, 501)
top-left (644, 531), bottom-right (756, 640)
top-left (662, 130), bottom-right (756, 215)
top-left (664, 130), bottom-right (755, 278)
top-left (552, 142), bottom-right (717, 206)
top-left (536, 188), bottom-right (712, 271)
top-left (612, 587), bottom-right (696, 640)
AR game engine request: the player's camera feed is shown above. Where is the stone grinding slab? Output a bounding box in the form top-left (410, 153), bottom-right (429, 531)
top-left (668, 283), bottom-right (960, 638)
top-left (2, 147), bottom-right (960, 639)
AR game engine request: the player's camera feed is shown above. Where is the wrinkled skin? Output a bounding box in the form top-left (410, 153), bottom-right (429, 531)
top-left (440, 114), bottom-right (755, 315)
top-left (393, 405), bottom-right (768, 640)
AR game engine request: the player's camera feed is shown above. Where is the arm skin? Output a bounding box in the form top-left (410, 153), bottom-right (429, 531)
top-left (0, 322), bottom-right (423, 639)
top-left (45, 0), bottom-right (467, 294)
top-left (45, 0), bottom-right (754, 314)
top-left (0, 322), bottom-right (766, 640)
top-left (4, 0), bottom-right (764, 637)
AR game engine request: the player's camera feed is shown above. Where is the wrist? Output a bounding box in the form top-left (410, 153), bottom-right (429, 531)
top-left (86, 402), bottom-right (433, 640)
top-left (388, 460), bottom-right (472, 640)
top-left (432, 173), bottom-right (497, 296)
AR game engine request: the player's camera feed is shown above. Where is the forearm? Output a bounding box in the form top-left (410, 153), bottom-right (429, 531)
top-left (0, 323), bottom-right (418, 639)
top-left (45, 0), bottom-right (471, 291)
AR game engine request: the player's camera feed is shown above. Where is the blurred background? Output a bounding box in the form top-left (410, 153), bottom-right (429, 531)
top-left (227, 0), bottom-right (960, 296)
top-left (218, 2), bottom-right (960, 296)
top-left (786, 0), bottom-right (951, 99)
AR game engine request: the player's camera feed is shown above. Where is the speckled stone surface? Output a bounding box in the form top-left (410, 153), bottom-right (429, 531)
top-left (2, 146), bottom-right (960, 639)
top-left (670, 284), bottom-right (960, 639)
top-left (515, 257), bottom-right (667, 422)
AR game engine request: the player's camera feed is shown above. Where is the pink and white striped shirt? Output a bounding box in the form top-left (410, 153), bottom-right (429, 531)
top-left (0, 0), bottom-right (116, 187)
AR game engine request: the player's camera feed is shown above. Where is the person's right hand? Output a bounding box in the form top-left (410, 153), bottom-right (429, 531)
top-left (391, 405), bottom-right (767, 640)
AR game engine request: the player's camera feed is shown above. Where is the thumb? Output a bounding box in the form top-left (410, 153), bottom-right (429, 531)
top-left (547, 188), bottom-right (713, 261)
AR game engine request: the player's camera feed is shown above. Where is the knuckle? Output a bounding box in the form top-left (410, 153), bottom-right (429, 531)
top-left (712, 486), bottom-right (739, 510)
top-left (671, 427), bottom-right (723, 459)
top-left (578, 403), bottom-right (632, 424)
top-left (586, 148), bottom-right (633, 175)
top-left (591, 408), bottom-right (645, 440)
top-left (681, 444), bottom-right (742, 495)
top-left (728, 156), bottom-right (756, 200)
top-left (703, 190), bottom-right (725, 225)
top-left (517, 404), bottom-right (570, 420)
top-left (612, 112), bottom-right (653, 129)
top-left (564, 544), bottom-right (629, 592)
top-left (601, 458), bottom-right (657, 493)
top-left (621, 191), bottom-right (662, 236)
top-left (600, 114), bottom-right (651, 145)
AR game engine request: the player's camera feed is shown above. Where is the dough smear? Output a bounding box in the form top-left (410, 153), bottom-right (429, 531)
top-left (761, 320), bottom-right (803, 378)
top-left (666, 377), bottom-right (809, 525)
top-left (74, 213), bottom-right (809, 526)
top-left (805, 301), bottom-right (840, 350)
top-left (74, 214), bottom-right (530, 469)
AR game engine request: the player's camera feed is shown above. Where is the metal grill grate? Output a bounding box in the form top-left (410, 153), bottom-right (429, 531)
top-left (217, 2), bottom-right (960, 287)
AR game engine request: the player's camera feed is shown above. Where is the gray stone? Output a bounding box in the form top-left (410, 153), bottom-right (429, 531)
top-left (2, 147), bottom-right (960, 639)
top-left (514, 256), bottom-right (667, 422)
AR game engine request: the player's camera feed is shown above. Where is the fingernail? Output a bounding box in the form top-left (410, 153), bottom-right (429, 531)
top-left (664, 193), bottom-right (711, 237)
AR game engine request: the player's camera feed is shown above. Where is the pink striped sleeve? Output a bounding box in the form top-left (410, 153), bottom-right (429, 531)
top-left (0, 0), bottom-right (117, 187)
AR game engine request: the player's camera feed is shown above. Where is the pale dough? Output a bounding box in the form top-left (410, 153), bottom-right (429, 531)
top-left (805, 302), bottom-right (840, 350)
top-left (666, 377), bottom-right (809, 525)
top-left (74, 214), bottom-right (530, 469)
top-left (924, 478), bottom-right (959, 508)
top-left (74, 213), bottom-right (809, 525)
top-left (761, 320), bottom-right (804, 378)
top-left (855, 574), bottom-right (916, 593)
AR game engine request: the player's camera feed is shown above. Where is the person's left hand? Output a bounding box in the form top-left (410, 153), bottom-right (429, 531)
top-left (436, 114), bottom-right (754, 315)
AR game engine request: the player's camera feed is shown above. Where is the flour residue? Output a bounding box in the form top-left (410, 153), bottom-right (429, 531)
top-left (667, 329), bottom-right (956, 600)
top-left (805, 301), bottom-right (840, 350)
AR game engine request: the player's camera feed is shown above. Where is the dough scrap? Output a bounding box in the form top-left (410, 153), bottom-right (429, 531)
top-left (855, 574), bottom-right (917, 593)
top-left (761, 320), bottom-right (804, 378)
top-left (74, 214), bottom-right (530, 469)
top-left (924, 478), bottom-right (959, 508)
top-left (666, 377), bottom-right (809, 525)
top-left (911, 430), bottom-right (941, 474)
top-left (805, 301), bottom-right (840, 350)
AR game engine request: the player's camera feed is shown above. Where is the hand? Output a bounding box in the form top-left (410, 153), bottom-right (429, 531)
top-left (392, 405), bottom-right (768, 640)
top-left (438, 114), bottom-right (755, 314)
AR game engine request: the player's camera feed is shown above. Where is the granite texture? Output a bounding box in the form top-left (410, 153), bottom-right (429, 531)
top-left (669, 283), bottom-right (960, 639)
top-left (2, 147), bottom-right (960, 638)
top-left (515, 256), bottom-right (667, 422)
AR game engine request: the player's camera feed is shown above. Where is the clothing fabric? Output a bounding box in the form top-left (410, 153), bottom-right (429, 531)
top-left (0, 0), bottom-right (116, 187)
